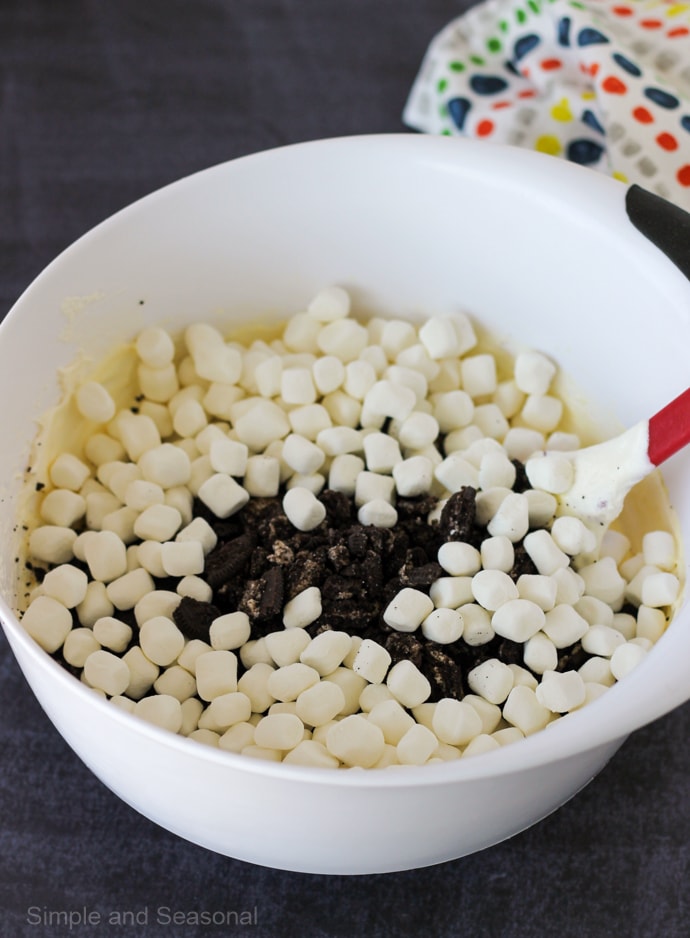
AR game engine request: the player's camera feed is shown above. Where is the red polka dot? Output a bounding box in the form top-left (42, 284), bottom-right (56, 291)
top-left (640, 19), bottom-right (662, 29)
top-left (540, 58), bottom-right (562, 71)
top-left (476, 119), bottom-right (495, 137)
top-left (633, 106), bottom-right (654, 124)
top-left (602, 76), bottom-right (627, 94)
top-left (668, 26), bottom-right (690, 38)
top-left (677, 165), bottom-right (690, 187)
top-left (580, 62), bottom-right (599, 77)
top-left (517, 89), bottom-right (537, 99)
top-left (657, 132), bottom-right (679, 151)
top-left (491, 101), bottom-right (512, 110)
top-left (612, 5), bottom-right (633, 15)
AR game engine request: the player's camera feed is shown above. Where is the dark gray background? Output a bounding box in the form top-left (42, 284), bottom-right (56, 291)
top-left (1, 2), bottom-right (689, 936)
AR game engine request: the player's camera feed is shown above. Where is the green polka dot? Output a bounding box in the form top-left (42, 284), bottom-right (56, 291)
top-left (449, 60), bottom-right (465, 72)
top-left (437, 78), bottom-right (448, 93)
top-left (569, 0), bottom-right (585, 7)
top-left (470, 54), bottom-right (485, 66)
top-left (487, 37), bottom-right (502, 53)
top-left (527, 0), bottom-right (540, 12)
top-left (441, 129), bottom-right (452, 136)
top-left (516, 8), bottom-right (527, 23)
top-left (499, 19), bottom-right (509, 32)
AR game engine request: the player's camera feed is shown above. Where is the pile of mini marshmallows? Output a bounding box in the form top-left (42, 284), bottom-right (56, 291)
top-left (20, 287), bottom-right (680, 769)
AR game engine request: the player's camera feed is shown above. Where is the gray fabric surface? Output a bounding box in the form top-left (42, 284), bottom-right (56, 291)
top-left (1, 2), bottom-right (689, 936)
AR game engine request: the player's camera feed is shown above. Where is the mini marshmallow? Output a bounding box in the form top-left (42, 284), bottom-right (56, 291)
top-left (93, 616), bottom-right (133, 653)
top-left (432, 698), bottom-right (483, 746)
top-left (264, 628), bottom-right (311, 668)
top-left (234, 400), bottom-right (291, 450)
top-left (641, 572), bottom-right (680, 607)
top-left (243, 455), bottom-right (281, 497)
top-left (75, 381), bottom-right (117, 423)
top-left (316, 426), bottom-right (363, 456)
top-left (581, 624), bottom-right (626, 657)
top-left (514, 350), bottom-right (557, 395)
top-left (486, 492), bottom-right (529, 542)
top-left (642, 530), bottom-right (676, 570)
top-left (283, 587), bottom-right (322, 629)
top-left (478, 451), bottom-right (516, 491)
top-left (197, 473), bottom-right (250, 519)
top-left (139, 615), bottom-right (186, 666)
top-left (300, 630), bottom-right (351, 676)
top-left (536, 670), bottom-right (586, 713)
top-left (502, 427), bottom-right (546, 462)
top-left (383, 588), bottom-right (434, 633)
top-left (316, 318), bottom-right (369, 362)
top-left (367, 699), bottom-right (416, 746)
top-left (578, 557), bottom-right (626, 607)
top-left (460, 353), bottom-right (497, 398)
top-left (396, 724), bottom-right (439, 766)
top-left (133, 504), bottom-right (182, 542)
top-left (467, 658), bottom-right (514, 704)
top-left (122, 645), bottom-right (160, 699)
top-left (542, 604), bottom-right (589, 647)
top-left (479, 536), bottom-right (514, 573)
top-left (295, 681), bottom-right (346, 727)
top-left (267, 662), bottom-right (320, 702)
top-left (354, 471), bottom-right (396, 508)
top-left (136, 326), bottom-right (175, 368)
top-left (134, 695), bottom-right (183, 733)
top-left (344, 360), bottom-right (377, 400)
top-left (63, 628), bottom-right (101, 668)
top-left (523, 632), bottom-right (559, 673)
top-left (307, 285), bottom-right (351, 322)
top-left (551, 516), bottom-right (597, 556)
top-left (438, 542), bottom-right (481, 577)
top-left (363, 380), bottom-right (416, 421)
top-left (358, 499), bottom-right (399, 527)
top-left (329, 454), bottom-right (365, 494)
top-left (83, 649), bottom-right (131, 696)
top-left (502, 685), bottom-right (551, 735)
top-left (41, 563), bottom-right (88, 608)
top-left (195, 650), bottom-right (239, 701)
top-left (105, 568), bottom-right (156, 610)
top-left (434, 453), bottom-right (479, 493)
top-left (138, 364), bottom-right (179, 404)
top-left (209, 438), bottom-right (248, 477)
top-left (363, 432), bottom-right (402, 473)
top-left (491, 598), bottom-right (545, 642)
top-left (393, 456), bottom-right (434, 497)
top-left (471, 569), bottom-right (519, 611)
top-left (397, 412), bottom-right (440, 450)
top-left (22, 595), bottom-right (73, 653)
top-left (282, 434), bottom-right (326, 475)
top-left (281, 367), bottom-right (317, 405)
top-left (458, 603), bottom-right (494, 645)
top-left (610, 641), bottom-right (648, 680)
top-left (50, 453), bottom-right (91, 491)
top-left (282, 486), bottom-right (326, 531)
top-left (321, 668), bottom-right (368, 716)
top-left (326, 714), bottom-right (385, 767)
top-left (428, 570), bottom-right (476, 610)
top-left (421, 607), bottom-right (464, 644)
top-left (523, 529), bottom-right (570, 576)
top-left (525, 452), bottom-right (575, 494)
top-left (138, 443), bottom-right (191, 488)
top-left (386, 659), bottom-right (431, 708)
top-left (352, 639), bottom-right (392, 684)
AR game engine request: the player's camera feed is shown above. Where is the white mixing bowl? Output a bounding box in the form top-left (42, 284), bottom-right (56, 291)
top-left (1, 135), bottom-right (689, 874)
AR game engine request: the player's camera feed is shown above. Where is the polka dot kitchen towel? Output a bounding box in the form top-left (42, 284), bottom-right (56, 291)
top-left (403, 0), bottom-right (690, 209)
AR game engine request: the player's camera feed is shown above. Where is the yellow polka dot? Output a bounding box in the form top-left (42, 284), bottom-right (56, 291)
top-left (581, 90), bottom-right (596, 101)
top-left (666, 3), bottom-right (690, 17)
top-left (535, 135), bottom-right (562, 156)
top-left (550, 98), bottom-right (573, 122)
top-left (612, 171), bottom-right (629, 184)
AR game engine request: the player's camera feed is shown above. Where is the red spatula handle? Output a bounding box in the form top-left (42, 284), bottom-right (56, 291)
top-left (648, 387), bottom-right (690, 466)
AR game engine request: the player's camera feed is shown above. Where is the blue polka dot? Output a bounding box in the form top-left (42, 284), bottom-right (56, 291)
top-left (613, 53), bottom-right (641, 77)
top-left (645, 87), bottom-right (680, 109)
top-left (577, 27), bottom-right (609, 46)
top-left (582, 109), bottom-right (605, 136)
top-left (681, 115), bottom-right (690, 134)
top-left (514, 34), bottom-right (540, 61)
top-left (557, 17), bottom-right (571, 46)
top-left (447, 97), bottom-right (472, 130)
top-left (567, 139), bottom-right (605, 166)
top-left (469, 75), bottom-right (509, 95)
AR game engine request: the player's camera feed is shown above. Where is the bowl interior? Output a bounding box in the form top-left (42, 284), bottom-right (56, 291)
top-left (2, 133), bottom-right (690, 769)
